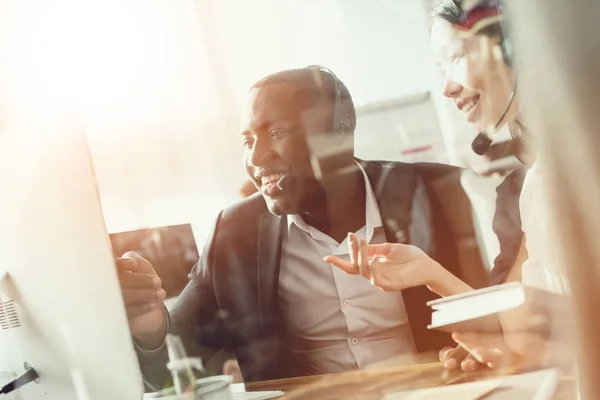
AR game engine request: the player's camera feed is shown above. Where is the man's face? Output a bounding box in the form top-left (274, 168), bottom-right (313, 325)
top-left (241, 83), bottom-right (335, 215)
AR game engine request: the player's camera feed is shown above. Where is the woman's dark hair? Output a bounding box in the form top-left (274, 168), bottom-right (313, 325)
top-left (431, 0), bottom-right (464, 26)
top-left (431, 0), bottom-right (528, 159)
top-left (431, 0), bottom-right (505, 44)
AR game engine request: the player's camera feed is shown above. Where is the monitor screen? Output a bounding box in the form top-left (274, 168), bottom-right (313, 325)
top-left (0, 117), bottom-right (144, 399)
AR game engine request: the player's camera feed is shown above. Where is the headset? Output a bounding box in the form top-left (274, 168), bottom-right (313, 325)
top-left (460, 0), bottom-right (517, 155)
top-left (306, 65), bottom-right (354, 136)
top-left (275, 66), bottom-right (354, 190)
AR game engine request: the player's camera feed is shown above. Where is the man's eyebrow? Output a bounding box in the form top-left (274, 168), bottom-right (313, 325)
top-left (241, 119), bottom-right (278, 135)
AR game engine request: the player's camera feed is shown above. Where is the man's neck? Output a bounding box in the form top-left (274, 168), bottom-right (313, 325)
top-left (301, 164), bottom-right (366, 243)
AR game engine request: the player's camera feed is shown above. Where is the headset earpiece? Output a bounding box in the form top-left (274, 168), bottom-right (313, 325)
top-left (337, 117), bottom-right (352, 136)
top-left (465, 0), bottom-right (517, 154)
top-left (306, 64), bottom-right (350, 135)
top-left (500, 35), bottom-right (513, 67)
top-left (497, 0), bottom-right (514, 66)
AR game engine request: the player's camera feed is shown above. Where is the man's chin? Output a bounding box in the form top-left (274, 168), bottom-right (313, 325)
top-left (263, 196), bottom-right (296, 216)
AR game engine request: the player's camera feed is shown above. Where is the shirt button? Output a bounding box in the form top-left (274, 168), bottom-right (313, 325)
top-left (351, 338), bottom-right (359, 345)
top-left (343, 299), bottom-right (351, 306)
top-left (396, 229), bottom-right (408, 243)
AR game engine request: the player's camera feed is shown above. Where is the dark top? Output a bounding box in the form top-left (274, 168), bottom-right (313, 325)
top-left (490, 167), bottom-right (527, 285)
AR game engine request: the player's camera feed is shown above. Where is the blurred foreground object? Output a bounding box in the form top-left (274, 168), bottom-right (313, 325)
top-left (0, 116), bottom-right (143, 398)
top-left (510, 0), bottom-right (600, 397)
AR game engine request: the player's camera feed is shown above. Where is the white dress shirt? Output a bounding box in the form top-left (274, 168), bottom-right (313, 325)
top-left (278, 163), bottom-right (415, 375)
top-left (520, 161), bottom-right (570, 294)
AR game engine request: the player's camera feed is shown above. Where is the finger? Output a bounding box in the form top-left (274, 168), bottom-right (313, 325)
top-left (119, 272), bottom-right (162, 289)
top-left (479, 347), bottom-right (508, 369)
top-left (452, 332), bottom-right (506, 350)
top-left (122, 251), bottom-right (155, 273)
top-left (122, 288), bottom-right (167, 306)
top-left (366, 243), bottom-right (392, 258)
top-left (126, 302), bottom-right (161, 320)
top-left (453, 333), bottom-right (508, 367)
top-left (461, 353), bottom-right (484, 372)
top-left (348, 233), bottom-right (359, 270)
top-left (369, 262), bottom-right (391, 291)
top-left (223, 359), bottom-right (240, 376)
top-left (223, 360), bottom-right (243, 384)
top-left (358, 239), bottom-right (371, 280)
top-left (463, 346), bottom-right (507, 368)
top-left (324, 256), bottom-right (359, 275)
top-left (115, 257), bottom-right (137, 273)
top-left (438, 346), bottom-right (454, 362)
top-left (442, 345), bottom-right (469, 371)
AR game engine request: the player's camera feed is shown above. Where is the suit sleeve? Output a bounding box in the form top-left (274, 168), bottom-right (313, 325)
top-left (136, 212), bottom-right (228, 391)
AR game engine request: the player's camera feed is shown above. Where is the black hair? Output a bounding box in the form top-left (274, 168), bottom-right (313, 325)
top-left (250, 67), bottom-right (356, 135)
top-left (431, 0), bottom-right (505, 42)
top-left (431, 0), bottom-right (464, 25)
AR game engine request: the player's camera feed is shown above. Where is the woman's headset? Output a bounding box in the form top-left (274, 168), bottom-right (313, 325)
top-left (460, 0), bottom-right (517, 154)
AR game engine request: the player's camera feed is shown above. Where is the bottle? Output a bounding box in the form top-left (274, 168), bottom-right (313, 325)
top-left (165, 334), bottom-right (207, 399)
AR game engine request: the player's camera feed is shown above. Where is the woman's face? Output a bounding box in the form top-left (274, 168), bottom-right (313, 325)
top-left (430, 19), bottom-right (518, 134)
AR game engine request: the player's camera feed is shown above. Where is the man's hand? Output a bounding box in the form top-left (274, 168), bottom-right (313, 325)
top-left (439, 345), bottom-right (486, 372)
top-left (223, 359), bottom-right (243, 384)
top-left (116, 251), bottom-right (167, 346)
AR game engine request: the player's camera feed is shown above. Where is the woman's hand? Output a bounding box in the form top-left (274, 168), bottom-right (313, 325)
top-left (450, 330), bottom-right (572, 371)
top-left (324, 233), bottom-right (473, 296)
top-left (324, 233), bottom-right (442, 292)
top-left (451, 312), bottom-right (574, 372)
top-left (439, 344), bottom-right (486, 372)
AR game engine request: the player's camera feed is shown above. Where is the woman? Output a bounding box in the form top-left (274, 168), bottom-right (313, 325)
top-left (326, 0), bottom-right (570, 371)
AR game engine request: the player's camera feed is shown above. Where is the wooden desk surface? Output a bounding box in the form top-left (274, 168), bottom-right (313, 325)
top-left (245, 362), bottom-right (577, 399)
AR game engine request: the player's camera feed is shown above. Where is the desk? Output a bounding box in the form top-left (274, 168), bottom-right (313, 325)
top-left (245, 363), bottom-right (577, 399)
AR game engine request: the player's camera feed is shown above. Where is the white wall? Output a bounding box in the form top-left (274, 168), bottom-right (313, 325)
top-left (200, 0), bottom-right (438, 110)
top-left (68, 0), bottom-right (456, 246)
top-left (3, 0), bottom-right (468, 246)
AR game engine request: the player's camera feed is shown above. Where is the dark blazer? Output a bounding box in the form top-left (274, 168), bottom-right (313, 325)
top-left (138, 159), bottom-right (478, 386)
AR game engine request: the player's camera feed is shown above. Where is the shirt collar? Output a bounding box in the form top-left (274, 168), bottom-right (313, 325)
top-left (287, 161), bottom-right (383, 241)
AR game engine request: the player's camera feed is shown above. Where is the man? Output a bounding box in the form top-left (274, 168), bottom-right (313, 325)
top-left (119, 66), bottom-right (479, 387)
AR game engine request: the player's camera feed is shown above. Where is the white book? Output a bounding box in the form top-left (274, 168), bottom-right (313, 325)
top-left (427, 282), bottom-right (566, 334)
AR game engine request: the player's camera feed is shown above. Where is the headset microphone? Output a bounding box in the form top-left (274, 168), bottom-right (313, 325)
top-left (470, 75), bottom-right (518, 155)
top-left (276, 174), bottom-right (293, 191)
top-left (471, 133), bottom-right (493, 155)
top-left (275, 163), bottom-right (314, 191)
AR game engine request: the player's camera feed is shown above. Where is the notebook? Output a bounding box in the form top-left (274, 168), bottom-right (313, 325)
top-left (426, 282), bottom-right (566, 335)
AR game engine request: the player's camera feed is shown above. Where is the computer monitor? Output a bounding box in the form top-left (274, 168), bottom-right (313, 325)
top-left (0, 118), bottom-right (143, 399)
